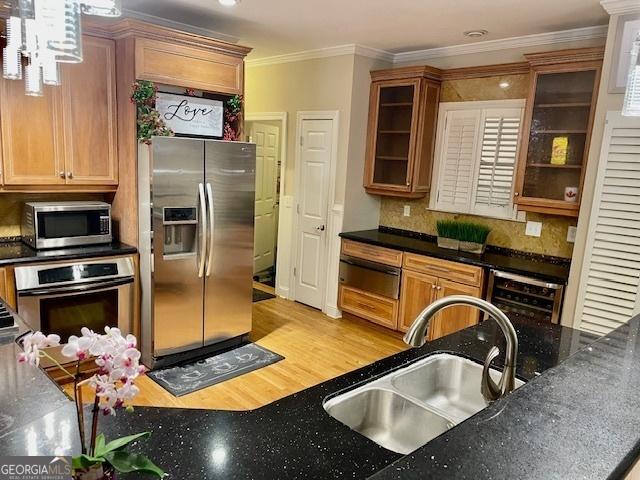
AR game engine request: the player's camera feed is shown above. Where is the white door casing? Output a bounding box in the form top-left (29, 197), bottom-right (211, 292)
top-left (294, 117), bottom-right (335, 309)
top-left (251, 122), bottom-right (280, 274)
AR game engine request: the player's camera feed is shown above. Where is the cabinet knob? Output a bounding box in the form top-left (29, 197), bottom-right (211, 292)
top-left (67, 171), bottom-right (73, 179)
top-left (514, 192), bottom-right (519, 197)
top-left (59, 171), bottom-right (65, 179)
top-left (431, 284), bottom-right (437, 290)
top-left (437, 286), bottom-right (442, 291)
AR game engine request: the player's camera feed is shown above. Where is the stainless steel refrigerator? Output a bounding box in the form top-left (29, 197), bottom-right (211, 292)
top-left (138, 137), bottom-right (256, 369)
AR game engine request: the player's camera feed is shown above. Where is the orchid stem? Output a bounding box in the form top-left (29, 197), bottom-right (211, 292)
top-left (90, 395), bottom-right (100, 456)
top-left (73, 359), bottom-right (87, 455)
top-left (39, 351), bottom-right (75, 379)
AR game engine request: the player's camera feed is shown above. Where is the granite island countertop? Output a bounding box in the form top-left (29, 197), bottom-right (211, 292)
top-left (340, 228), bottom-right (571, 284)
top-left (9, 310), bottom-right (640, 479)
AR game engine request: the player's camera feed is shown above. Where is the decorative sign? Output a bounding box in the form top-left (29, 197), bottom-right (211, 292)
top-left (156, 93), bottom-right (223, 137)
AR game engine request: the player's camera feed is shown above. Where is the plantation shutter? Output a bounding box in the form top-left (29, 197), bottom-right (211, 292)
top-left (435, 110), bottom-right (481, 212)
top-left (575, 112), bottom-right (640, 335)
top-left (471, 108), bottom-right (523, 217)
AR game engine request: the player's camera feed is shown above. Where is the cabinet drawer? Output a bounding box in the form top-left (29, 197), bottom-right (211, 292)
top-left (339, 285), bottom-right (398, 330)
top-left (403, 253), bottom-right (483, 287)
top-left (341, 239), bottom-right (403, 267)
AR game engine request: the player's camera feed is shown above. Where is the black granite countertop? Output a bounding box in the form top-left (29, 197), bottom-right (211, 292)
top-left (0, 241), bottom-right (137, 266)
top-left (16, 308), bottom-right (640, 479)
top-left (340, 229), bottom-right (571, 284)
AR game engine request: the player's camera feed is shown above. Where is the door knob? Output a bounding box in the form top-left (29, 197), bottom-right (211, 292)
top-left (316, 225), bottom-right (325, 231)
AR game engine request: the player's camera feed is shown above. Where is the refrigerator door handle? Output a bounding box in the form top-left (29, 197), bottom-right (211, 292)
top-left (206, 182), bottom-right (215, 277)
top-left (198, 183), bottom-right (208, 278)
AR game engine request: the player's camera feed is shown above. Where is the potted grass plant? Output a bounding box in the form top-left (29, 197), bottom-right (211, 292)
top-left (458, 222), bottom-right (491, 254)
top-left (436, 220), bottom-right (460, 250)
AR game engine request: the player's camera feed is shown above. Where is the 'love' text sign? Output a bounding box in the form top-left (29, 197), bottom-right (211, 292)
top-left (156, 93), bottom-right (224, 137)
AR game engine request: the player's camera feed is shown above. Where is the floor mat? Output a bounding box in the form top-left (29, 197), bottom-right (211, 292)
top-left (147, 343), bottom-right (284, 396)
top-left (253, 288), bottom-right (276, 303)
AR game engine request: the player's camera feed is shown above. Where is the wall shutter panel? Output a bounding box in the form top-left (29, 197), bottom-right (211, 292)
top-left (435, 110), bottom-right (481, 212)
top-left (575, 112), bottom-right (640, 335)
top-left (471, 108), bottom-right (522, 218)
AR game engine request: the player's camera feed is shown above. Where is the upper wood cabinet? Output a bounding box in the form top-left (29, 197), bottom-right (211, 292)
top-left (514, 48), bottom-right (603, 217)
top-left (0, 80), bottom-right (65, 186)
top-left (364, 66), bottom-right (441, 198)
top-left (135, 38), bottom-right (244, 95)
top-left (0, 35), bottom-right (118, 189)
top-left (61, 36), bottom-right (118, 185)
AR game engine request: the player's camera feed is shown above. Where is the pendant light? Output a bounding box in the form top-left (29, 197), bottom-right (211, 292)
top-left (2, 0), bottom-right (122, 96)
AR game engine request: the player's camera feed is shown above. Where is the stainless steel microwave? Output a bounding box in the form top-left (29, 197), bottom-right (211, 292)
top-left (22, 201), bottom-right (112, 250)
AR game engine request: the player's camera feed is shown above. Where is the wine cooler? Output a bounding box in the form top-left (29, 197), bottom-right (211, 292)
top-left (486, 270), bottom-right (564, 324)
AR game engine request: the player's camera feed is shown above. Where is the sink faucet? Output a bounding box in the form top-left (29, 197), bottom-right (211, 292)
top-left (403, 295), bottom-right (519, 402)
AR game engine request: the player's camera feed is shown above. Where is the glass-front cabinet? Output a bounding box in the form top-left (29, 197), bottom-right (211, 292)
top-left (364, 67), bottom-right (441, 198)
top-left (515, 49), bottom-right (603, 216)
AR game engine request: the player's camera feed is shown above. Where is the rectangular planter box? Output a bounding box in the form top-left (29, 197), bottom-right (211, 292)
top-left (459, 241), bottom-right (486, 255)
top-left (437, 237), bottom-right (459, 250)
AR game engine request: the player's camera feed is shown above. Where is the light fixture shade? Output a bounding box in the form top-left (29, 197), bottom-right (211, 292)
top-left (42, 53), bottom-right (61, 86)
top-left (24, 61), bottom-right (43, 96)
top-left (81, 0), bottom-right (122, 17)
top-left (38, 0), bottom-right (83, 64)
top-left (622, 33), bottom-right (640, 117)
top-left (2, 47), bottom-right (23, 80)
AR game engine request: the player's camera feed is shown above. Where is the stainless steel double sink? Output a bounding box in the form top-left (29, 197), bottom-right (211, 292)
top-left (323, 353), bottom-right (525, 454)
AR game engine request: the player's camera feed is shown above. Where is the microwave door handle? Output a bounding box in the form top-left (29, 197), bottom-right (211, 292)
top-left (18, 277), bottom-right (134, 297)
top-left (206, 183), bottom-right (215, 277)
top-left (198, 183), bottom-right (208, 278)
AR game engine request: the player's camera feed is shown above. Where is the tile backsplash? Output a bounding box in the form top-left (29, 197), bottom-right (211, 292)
top-left (0, 193), bottom-right (107, 239)
top-left (379, 196), bottom-right (576, 259)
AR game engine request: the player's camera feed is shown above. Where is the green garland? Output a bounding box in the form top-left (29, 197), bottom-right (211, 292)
top-left (131, 80), bottom-right (174, 144)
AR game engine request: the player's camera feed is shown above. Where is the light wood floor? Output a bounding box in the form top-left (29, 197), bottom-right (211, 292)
top-left (68, 294), bottom-right (406, 411)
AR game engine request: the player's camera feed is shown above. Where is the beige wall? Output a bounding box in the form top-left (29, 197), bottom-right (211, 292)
top-left (245, 55), bottom-right (355, 203)
top-left (562, 13), bottom-right (629, 326)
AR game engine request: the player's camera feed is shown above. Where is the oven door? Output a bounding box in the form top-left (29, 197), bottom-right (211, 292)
top-left (17, 277), bottom-right (134, 342)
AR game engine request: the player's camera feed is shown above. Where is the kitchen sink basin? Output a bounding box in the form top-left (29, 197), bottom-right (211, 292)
top-left (391, 353), bottom-right (525, 422)
top-left (324, 353), bottom-right (525, 454)
top-left (323, 388), bottom-right (454, 455)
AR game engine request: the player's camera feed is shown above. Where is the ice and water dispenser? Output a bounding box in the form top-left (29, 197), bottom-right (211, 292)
top-left (162, 207), bottom-right (198, 258)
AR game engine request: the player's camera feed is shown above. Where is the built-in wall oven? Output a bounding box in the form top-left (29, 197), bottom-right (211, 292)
top-left (14, 257), bottom-right (135, 342)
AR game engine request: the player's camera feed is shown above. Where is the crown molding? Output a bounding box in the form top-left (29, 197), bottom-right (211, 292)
top-left (121, 8), bottom-right (240, 45)
top-left (600, 0), bottom-right (640, 15)
top-left (393, 25), bottom-right (608, 64)
top-left (247, 24), bottom-right (608, 68)
top-left (246, 44), bottom-right (394, 67)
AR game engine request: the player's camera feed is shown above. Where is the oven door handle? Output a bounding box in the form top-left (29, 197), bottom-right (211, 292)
top-left (18, 277), bottom-right (134, 297)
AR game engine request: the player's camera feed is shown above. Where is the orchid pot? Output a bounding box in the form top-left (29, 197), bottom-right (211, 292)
top-left (17, 329), bottom-right (165, 479)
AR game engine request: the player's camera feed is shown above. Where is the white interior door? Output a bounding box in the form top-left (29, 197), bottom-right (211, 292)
top-left (252, 122), bottom-right (280, 275)
top-left (295, 118), bottom-right (334, 309)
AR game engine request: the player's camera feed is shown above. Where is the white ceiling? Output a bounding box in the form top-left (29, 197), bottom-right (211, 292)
top-left (122, 0), bottom-right (609, 59)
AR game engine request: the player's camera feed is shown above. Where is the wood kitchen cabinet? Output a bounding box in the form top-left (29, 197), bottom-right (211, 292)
top-left (364, 66), bottom-right (441, 198)
top-left (338, 239), bottom-right (484, 341)
top-left (514, 48), bottom-right (603, 217)
top-left (398, 253), bottom-right (484, 339)
top-left (0, 35), bottom-right (118, 189)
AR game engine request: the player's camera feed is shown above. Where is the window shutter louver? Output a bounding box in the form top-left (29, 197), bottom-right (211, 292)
top-left (576, 112), bottom-right (640, 335)
top-left (472, 109), bottom-right (522, 217)
top-left (435, 110), bottom-right (481, 212)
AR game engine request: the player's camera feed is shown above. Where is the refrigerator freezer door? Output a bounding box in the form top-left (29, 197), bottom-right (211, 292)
top-left (204, 140), bottom-right (256, 345)
top-left (152, 137), bottom-right (206, 356)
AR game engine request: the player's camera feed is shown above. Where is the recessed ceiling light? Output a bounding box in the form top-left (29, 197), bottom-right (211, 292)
top-left (464, 30), bottom-right (488, 38)
top-left (219, 0), bottom-right (240, 6)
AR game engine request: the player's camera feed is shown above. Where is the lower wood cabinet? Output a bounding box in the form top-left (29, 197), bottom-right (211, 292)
top-left (339, 284), bottom-right (398, 330)
top-left (338, 240), bottom-right (484, 341)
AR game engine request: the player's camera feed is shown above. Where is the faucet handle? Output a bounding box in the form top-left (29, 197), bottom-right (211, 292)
top-left (481, 346), bottom-right (502, 402)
